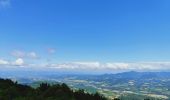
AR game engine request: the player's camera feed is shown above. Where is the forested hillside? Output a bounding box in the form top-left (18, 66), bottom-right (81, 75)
top-left (0, 78), bottom-right (107, 100)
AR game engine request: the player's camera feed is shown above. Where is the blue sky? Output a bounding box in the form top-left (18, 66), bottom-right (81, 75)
top-left (0, 0), bottom-right (170, 73)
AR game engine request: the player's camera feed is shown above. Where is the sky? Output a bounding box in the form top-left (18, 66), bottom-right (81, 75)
top-left (0, 0), bottom-right (170, 73)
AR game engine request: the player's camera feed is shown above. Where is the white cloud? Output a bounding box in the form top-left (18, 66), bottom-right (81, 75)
top-left (0, 58), bottom-right (25, 67)
top-left (106, 63), bottom-right (129, 70)
top-left (12, 58), bottom-right (24, 66)
top-left (11, 50), bottom-right (39, 59)
top-left (130, 62), bottom-right (170, 71)
top-left (0, 59), bottom-right (9, 65)
top-left (27, 52), bottom-right (38, 59)
top-left (0, 0), bottom-right (10, 8)
top-left (47, 48), bottom-right (56, 54)
top-left (11, 50), bottom-right (25, 58)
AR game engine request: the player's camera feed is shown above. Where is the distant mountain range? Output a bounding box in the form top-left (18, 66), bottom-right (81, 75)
top-left (99, 71), bottom-right (170, 80)
top-left (1, 70), bottom-right (170, 82)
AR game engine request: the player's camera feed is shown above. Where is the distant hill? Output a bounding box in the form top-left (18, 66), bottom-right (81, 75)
top-left (100, 71), bottom-right (170, 79)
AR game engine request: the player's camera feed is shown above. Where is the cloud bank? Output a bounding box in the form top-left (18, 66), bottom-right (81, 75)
top-left (45, 62), bottom-right (170, 71)
top-left (1, 60), bottom-right (170, 72)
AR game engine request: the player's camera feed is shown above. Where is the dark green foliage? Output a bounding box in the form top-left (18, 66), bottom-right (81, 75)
top-left (73, 89), bottom-right (107, 100)
top-left (0, 78), bottom-right (107, 100)
top-left (114, 98), bottom-right (120, 100)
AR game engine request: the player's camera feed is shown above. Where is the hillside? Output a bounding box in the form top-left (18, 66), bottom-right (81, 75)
top-left (0, 78), bottom-right (107, 100)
